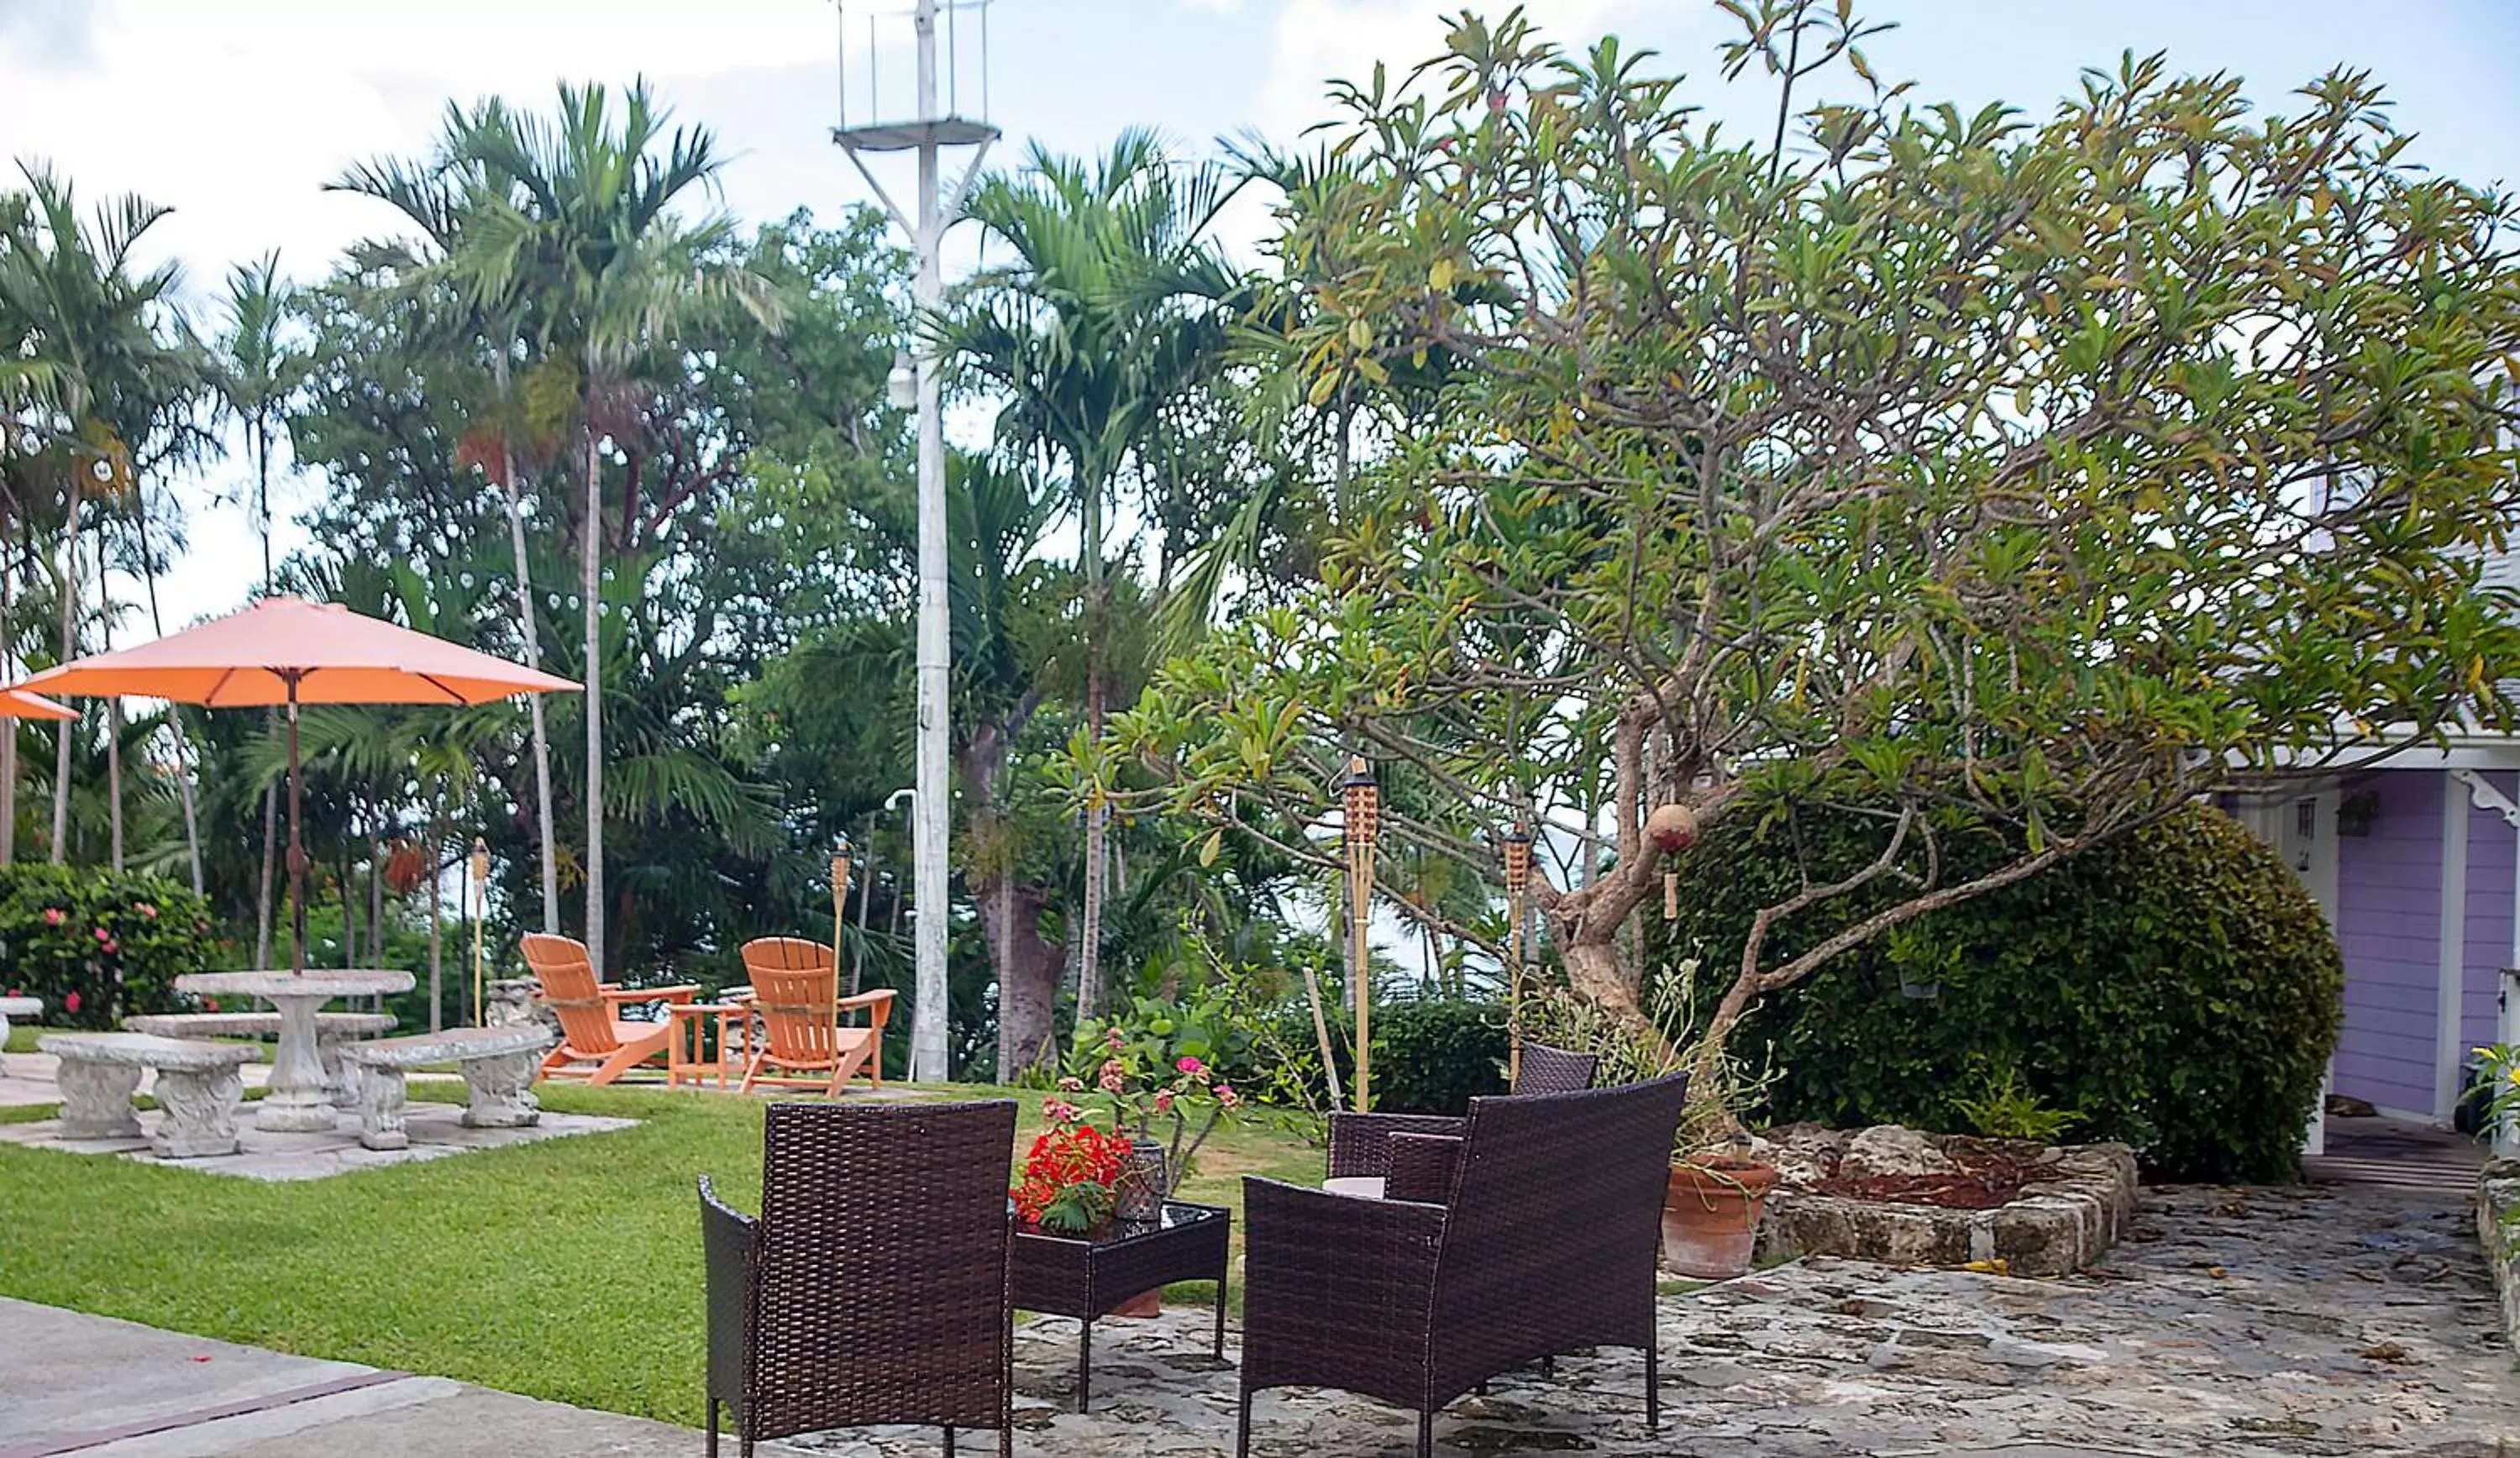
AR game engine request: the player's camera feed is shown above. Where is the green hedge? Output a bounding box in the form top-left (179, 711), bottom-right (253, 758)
top-left (0, 865), bottom-right (216, 1029)
top-left (1667, 804), bottom-right (2342, 1182)
top-left (1372, 999), bottom-right (1509, 1115)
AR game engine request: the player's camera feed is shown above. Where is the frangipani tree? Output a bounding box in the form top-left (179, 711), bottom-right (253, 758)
top-left (1089, 6), bottom-right (2520, 1083)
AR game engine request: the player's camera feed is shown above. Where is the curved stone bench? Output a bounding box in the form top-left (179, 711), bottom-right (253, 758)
top-left (38, 1032), bottom-right (260, 1158)
top-left (339, 1025), bottom-right (554, 1151)
top-left (126, 1011), bottom-right (396, 1108)
top-left (0, 995), bottom-right (39, 1076)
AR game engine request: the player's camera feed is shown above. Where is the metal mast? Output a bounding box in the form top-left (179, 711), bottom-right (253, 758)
top-left (833, 0), bottom-right (997, 1082)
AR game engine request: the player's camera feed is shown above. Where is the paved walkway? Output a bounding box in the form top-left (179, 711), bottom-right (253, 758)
top-left (6, 1182), bottom-right (2514, 1456)
top-left (0, 1297), bottom-right (805, 1458)
top-left (0, 1051), bottom-right (275, 1109)
top-left (847, 1181), bottom-right (2517, 1457)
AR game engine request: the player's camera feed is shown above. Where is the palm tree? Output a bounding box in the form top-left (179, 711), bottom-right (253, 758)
top-left (331, 133), bottom-right (568, 942)
top-left (0, 163), bottom-right (188, 865)
top-left (943, 131), bottom-right (1246, 1017)
top-left (444, 80), bottom-right (780, 973)
top-left (207, 252), bottom-right (302, 944)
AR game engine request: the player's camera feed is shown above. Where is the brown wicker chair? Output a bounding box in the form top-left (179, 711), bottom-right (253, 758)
top-left (1324, 1039), bottom-right (1601, 1193)
top-left (701, 1099), bottom-right (1017, 1458)
top-left (1239, 1071), bottom-right (1690, 1458)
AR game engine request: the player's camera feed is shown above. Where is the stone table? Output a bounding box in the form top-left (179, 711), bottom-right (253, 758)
top-left (175, 970), bottom-right (413, 1132)
top-left (0, 995), bottom-right (38, 1074)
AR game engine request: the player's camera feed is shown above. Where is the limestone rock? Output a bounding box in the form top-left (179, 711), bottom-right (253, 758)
top-left (1840, 1125), bottom-right (1959, 1180)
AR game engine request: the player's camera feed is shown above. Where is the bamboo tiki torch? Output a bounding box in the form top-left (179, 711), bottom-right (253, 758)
top-left (1503, 821), bottom-right (1532, 1089)
top-left (470, 837), bottom-right (490, 1027)
top-left (831, 836), bottom-right (853, 967)
top-left (1343, 757), bottom-right (1379, 1112)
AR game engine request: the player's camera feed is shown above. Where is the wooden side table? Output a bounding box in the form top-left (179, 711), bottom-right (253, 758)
top-left (667, 1002), bottom-right (753, 1088)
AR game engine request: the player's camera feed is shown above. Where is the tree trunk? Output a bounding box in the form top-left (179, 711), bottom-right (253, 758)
top-left (348, 846), bottom-right (368, 972)
top-left (50, 479), bottom-right (79, 864)
top-left (580, 428), bottom-right (606, 974)
top-left (255, 784), bottom-right (278, 966)
top-left (428, 825), bottom-right (444, 1033)
top-left (2, 512), bottom-right (17, 864)
top-left (97, 534), bottom-right (120, 873)
top-left (370, 836), bottom-right (385, 967)
top-left (1076, 478), bottom-right (1109, 1020)
top-left (984, 876), bottom-right (1066, 1079)
top-left (255, 417), bottom-right (278, 962)
top-left (129, 471), bottom-right (202, 893)
top-left (492, 354), bottom-right (560, 935)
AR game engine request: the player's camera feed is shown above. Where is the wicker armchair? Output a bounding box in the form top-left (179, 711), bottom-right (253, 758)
top-left (1324, 1040), bottom-right (1602, 1197)
top-left (700, 1100), bottom-right (1017, 1458)
top-left (1240, 1071), bottom-right (1691, 1458)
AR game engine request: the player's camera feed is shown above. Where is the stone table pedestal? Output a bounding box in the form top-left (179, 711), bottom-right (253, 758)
top-left (175, 970), bottom-right (414, 1132)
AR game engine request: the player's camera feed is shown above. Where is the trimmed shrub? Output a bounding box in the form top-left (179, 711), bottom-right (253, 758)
top-left (1665, 804), bottom-right (2341, 1183)
top-left (1372, 998), bottom-right (1509, 1115)
top-left (0, 865), bottom-right (217, 1029)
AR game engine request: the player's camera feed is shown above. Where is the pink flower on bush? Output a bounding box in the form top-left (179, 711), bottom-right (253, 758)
top-left (63, 990), bottom-right (80, 1015)
top-left (1175, 1056), bottom-right (1204, 1076)
top-left (99, 939), bottom-right (118, 956)
top-left (42, 908), bottom-right (63, 927)
top-left (92, 927), bottom-right (109, 943)
top-left (1056, 1075), bottom-right (1084, 1094)
top-left (1152, 1088), bottom-right (1175, 1114)
top-left (1216, 1084), bottom-right (1242, 1109)
top-left (1105, 1028), bottom-right (1124, 1052)
top-left (1098, 1058), bottom-right (1127, 1094)
top-left (134, 903), bottom-right (157, 920)
top-left (1041, 1095), bottom-right (1082, 1125)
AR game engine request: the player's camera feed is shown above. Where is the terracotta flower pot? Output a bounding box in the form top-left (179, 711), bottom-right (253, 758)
top-left (1660, 1158), bottom-right (1777, 1279)
top-left (1108, 1288), bottom-right (1163, 1319)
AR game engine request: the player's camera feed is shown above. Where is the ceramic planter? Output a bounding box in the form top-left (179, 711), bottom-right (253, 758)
top-left (1661, 1158), bottom-right (1778, 1279)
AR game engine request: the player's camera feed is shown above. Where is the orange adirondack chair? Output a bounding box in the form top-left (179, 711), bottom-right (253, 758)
top-left (523, 933), bottom-right (700, 1086)
top-left (737, 936), bottom-right (895, 1096)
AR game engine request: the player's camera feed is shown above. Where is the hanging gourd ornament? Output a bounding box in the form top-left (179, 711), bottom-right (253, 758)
top-left (1646, 803), bottom-right (1697, 920)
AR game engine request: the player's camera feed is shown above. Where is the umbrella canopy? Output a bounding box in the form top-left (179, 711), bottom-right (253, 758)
top-left (22, 596), bottom-right (577, 974)
top-left (0, 688), bottom-right (76, 721)
top-left (17, 596), bottom-right (579, 705)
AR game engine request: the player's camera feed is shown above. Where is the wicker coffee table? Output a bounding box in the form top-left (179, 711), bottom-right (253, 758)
top-left (1010, 1199), bottom-right (1231, 1412)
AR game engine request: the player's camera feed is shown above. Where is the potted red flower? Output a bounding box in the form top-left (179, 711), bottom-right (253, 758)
top-left (1011, 1121), bottom-right (1131, 1236)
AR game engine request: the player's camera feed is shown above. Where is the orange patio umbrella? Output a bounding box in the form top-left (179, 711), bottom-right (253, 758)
top-left (0, 688), bottom-right (77, 721)
top-left (21, 597), bottom-right (578, 973)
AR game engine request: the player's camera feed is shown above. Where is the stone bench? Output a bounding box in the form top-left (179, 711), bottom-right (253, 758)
top-left (0, 995), bottom-right (39, 1076)
top-left (339, 1025), bottom-right (554, 1151)
top-left (38, 1032), bottom-right (260, 1158)
top-left (125, 1011), bottom-right (396, 1108)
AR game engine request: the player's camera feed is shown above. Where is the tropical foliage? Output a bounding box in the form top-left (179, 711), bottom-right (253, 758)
top-left (0, 3), bottom-right (2514, 1099)
top-left (1095, 7), bottom-right (2520, 1092)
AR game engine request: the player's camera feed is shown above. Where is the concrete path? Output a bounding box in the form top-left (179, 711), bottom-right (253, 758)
top-left (0, 1051), bottom-right (275, 1109)
top-left (0, 1297), bottom-right (801, 1457)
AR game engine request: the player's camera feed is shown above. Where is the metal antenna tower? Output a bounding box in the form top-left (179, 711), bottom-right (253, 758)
top-left (832, 0), bottom-right (998, 1083)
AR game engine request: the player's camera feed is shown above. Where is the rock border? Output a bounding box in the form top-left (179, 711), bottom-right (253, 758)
top-left (1755, 1127), bottom-right (2138, 1277)
top-left (2481, 1157), bottom-right (2520, 1364)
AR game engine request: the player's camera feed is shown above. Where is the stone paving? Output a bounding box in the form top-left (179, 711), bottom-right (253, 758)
top-left (791, 1182), bottom-right (2517, 1457)
top-left (0, 1087), bottom-right (635, 1180)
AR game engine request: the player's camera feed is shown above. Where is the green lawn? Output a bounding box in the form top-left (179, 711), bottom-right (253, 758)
top-left (0, 1080), bottom-right (1321, 1425)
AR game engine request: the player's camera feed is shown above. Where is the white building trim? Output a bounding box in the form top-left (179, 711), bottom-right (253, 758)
top-left (2436, 774), bottom-right (2470, 1125)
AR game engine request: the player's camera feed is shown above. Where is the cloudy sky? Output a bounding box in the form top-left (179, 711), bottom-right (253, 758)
top-left (3, 0), bottom-right (2516, 624)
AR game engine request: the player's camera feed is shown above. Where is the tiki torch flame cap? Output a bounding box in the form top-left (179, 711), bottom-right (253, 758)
top-left (1501, 821), bottom-right (1532, 890)
top-left (1341, 756), bottom-right (1378, 846)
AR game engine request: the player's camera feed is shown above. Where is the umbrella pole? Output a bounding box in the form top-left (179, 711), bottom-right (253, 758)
top-left (286, 673), bottom-right (307, 975)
